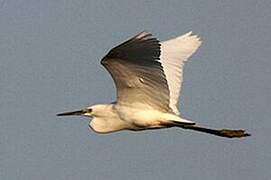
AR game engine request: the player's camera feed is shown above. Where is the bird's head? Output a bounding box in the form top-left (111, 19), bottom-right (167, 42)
top-left (57, 107), bottom-right (93, 117)
top-left (57, 104), bottom-right (108, 118)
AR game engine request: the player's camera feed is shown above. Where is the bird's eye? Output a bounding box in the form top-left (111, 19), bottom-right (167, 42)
top-left (87, 108), bottom-right (92, 113)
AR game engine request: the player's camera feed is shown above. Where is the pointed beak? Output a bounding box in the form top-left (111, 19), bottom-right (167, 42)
top-left (57, 109), bottom-right (87, 116)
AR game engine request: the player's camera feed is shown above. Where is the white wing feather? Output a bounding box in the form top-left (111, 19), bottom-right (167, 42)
top-left (160, 32), bottom-right (202, 115)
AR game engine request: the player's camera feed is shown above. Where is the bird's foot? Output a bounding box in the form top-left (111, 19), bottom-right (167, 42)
top-left (219, 129), bottom-right (251, 138)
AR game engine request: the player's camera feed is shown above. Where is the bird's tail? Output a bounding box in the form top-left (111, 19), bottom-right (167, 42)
top-left (170, 121), bottom-right (250, 138)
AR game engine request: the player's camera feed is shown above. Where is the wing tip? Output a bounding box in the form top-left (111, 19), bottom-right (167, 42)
top-left (134, 31), bottom-right (153, 40)
top-left (183, 31), bottom-right (202, 44)
top-left (163, 31), bottom-right (202, 51)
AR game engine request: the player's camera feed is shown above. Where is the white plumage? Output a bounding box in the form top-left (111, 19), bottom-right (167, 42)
top-left (161, 32), bottom-right (202, 114)
top-left (57, 31), bottom-right (250, 138)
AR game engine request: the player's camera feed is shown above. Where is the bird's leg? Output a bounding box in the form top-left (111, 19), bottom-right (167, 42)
top-left (176, 124), bottom-right (250, 138)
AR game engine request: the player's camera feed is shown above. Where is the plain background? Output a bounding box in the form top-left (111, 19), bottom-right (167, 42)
top-left (1, 0), bottom-right (270, 179)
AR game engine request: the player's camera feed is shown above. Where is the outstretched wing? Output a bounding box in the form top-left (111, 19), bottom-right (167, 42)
top-left (160, 32), bottom-right (202, 115)
top-left (101, 32), bottom-right (172, 113)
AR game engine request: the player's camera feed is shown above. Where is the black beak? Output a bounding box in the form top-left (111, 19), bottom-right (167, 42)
top-left (57, 109), bottom-right (86, 116)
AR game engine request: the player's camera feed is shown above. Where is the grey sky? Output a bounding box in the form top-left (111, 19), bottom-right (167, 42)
top-left (1, 0), bottom-right (270, 179)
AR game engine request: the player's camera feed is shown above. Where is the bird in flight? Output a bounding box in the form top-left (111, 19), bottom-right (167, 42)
top-left (57, 32), bottom-right (250, 138)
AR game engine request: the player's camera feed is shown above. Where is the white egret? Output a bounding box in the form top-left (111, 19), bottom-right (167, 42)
top-left (57, 32), bottom-right (250, 138)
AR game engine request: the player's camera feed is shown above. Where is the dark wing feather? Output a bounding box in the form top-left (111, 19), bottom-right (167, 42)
top-left (101, 32), bottom-right (172, 112)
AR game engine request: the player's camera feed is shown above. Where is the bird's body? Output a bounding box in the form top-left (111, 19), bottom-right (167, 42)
top-left (58, 31), bottom-right (250, 138)
top-left (88, 103), bottom-right (193, 133)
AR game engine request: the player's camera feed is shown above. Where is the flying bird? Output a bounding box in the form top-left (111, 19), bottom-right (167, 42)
top-left (57, 32), bottom-right (250, 138)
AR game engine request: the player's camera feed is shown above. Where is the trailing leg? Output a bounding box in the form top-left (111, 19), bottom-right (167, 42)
top-left (171, 122), bottom-right (250, 138)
